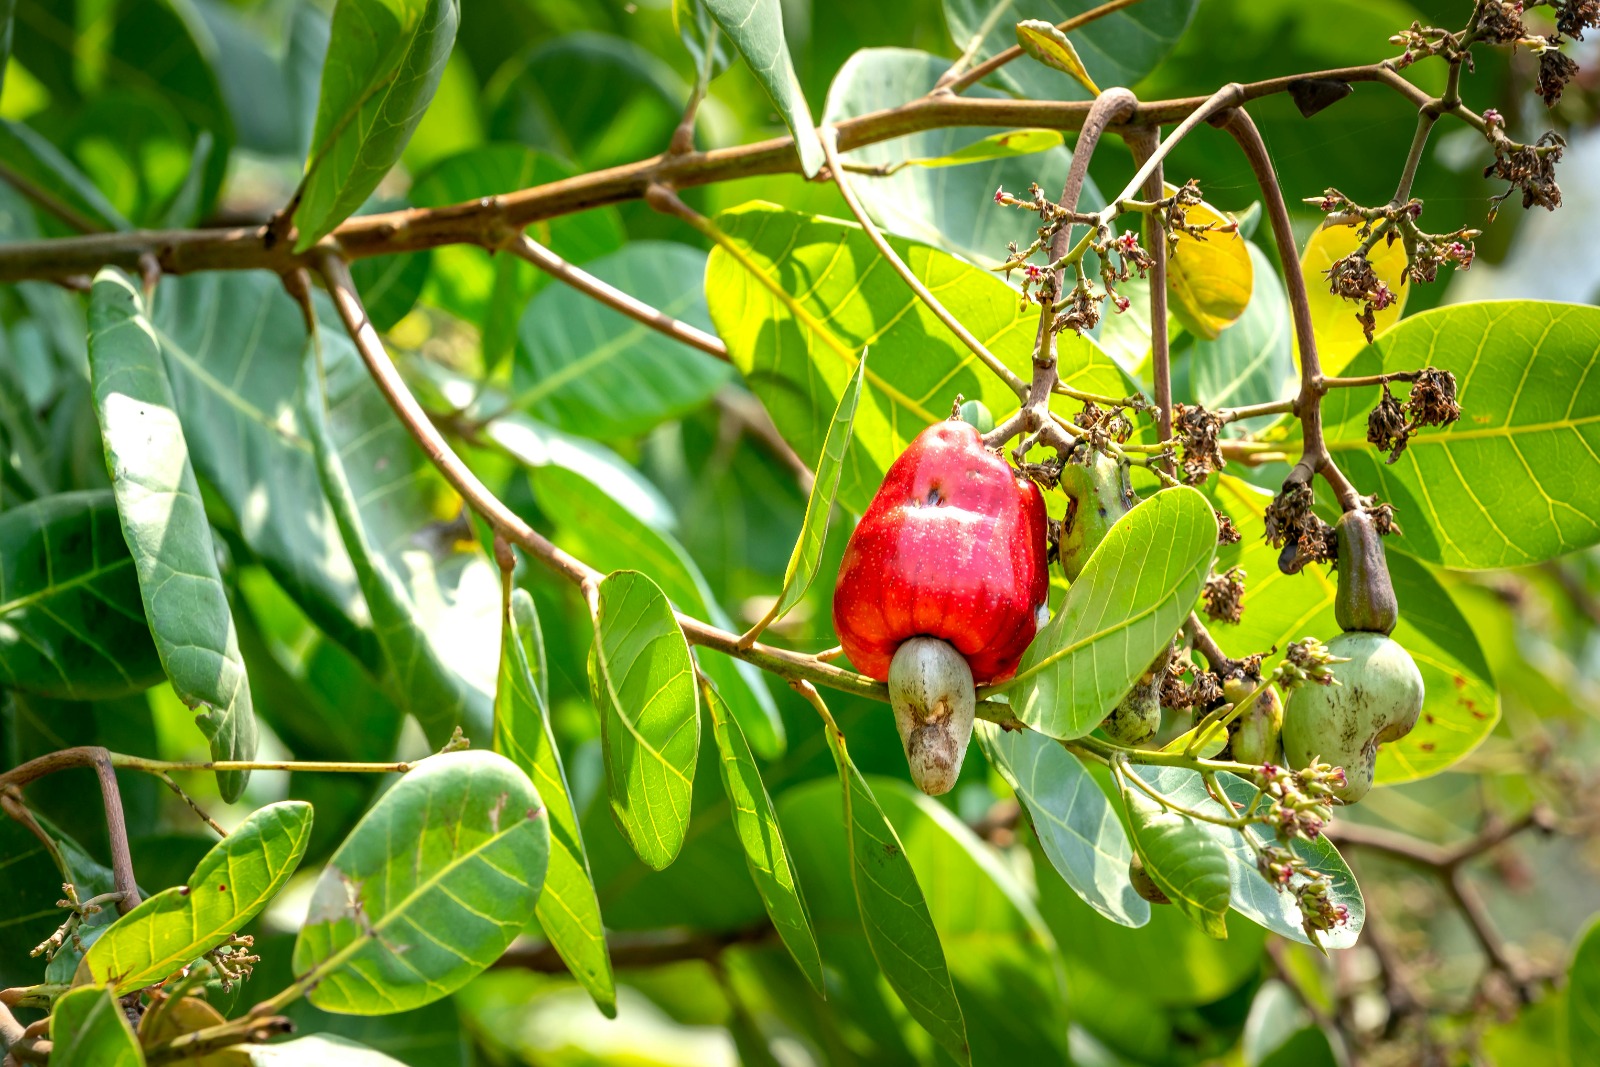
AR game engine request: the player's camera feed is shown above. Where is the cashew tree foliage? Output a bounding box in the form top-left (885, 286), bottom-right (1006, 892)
top-left (4, 0), bottom-right (1600, 1064)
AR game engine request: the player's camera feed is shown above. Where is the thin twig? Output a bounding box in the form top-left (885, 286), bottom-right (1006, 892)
top-left (818, 125), bottom-right (1028, 399)
top-left (153, 771), bottom-right (228, 837)
top-left (507, 235), bottom-right (728, 361)
top-left (1125, 126), bottom-right (1174, 476)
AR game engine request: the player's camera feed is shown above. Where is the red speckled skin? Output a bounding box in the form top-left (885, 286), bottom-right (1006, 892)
top-left (832, 421), bottom-right (1049, 684)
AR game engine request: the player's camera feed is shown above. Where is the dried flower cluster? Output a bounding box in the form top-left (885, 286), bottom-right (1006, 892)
top-left (1173, 402), bottom-right (1226, 485)
top-left (1366, 368), bottom-right (1462, 462)
top-left (1202, 566), bottom-right (1248, 623)
top-left (1264, 482), bottom-right (1337, 570)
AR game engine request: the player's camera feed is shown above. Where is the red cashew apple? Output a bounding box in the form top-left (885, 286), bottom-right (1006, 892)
top-left (833, 421), bottom-right (1049, 795)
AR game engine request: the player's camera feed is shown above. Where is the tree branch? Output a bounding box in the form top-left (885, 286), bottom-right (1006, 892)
top-left (1125, 126), bottom-right (1173, 474)
top-left (0, 66), bottom-right (1427, 286)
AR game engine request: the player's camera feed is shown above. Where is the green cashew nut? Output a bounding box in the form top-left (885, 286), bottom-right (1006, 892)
top-left (1334, 509), bottom-right (1398, 635)
top-left (1059, 452), bottom-right (1133, 581)
top-left (1224, 672), bottom-right (1283, 767)
top-left (1101, 645), bottom-right (1170, 746)
top-left (1282, 631), bottom-right (1424, 804)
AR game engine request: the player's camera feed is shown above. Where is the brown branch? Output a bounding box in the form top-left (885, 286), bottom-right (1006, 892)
top-left (1126, 126), bottom-right (1173, 475)
top-left (0, 66), bottom-right (1427, 286)
top-left (507, 235), bottom-right (728, 362)
top-left (1218, 107), bottom-right (1361, 512)
top-left (495, 923), bottom-right (776, 972)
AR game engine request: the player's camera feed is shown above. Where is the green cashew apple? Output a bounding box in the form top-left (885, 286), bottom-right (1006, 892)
top-left (1059, 452), bottom-right (1133, 580)
top-left (1128, 853), bottom-right (1170, 905)
top-left (1334, 509), bottom-right (1398, 635)
top-left (1224, 672), bottom-right (1283, 767)
top-left (1101, 645), bottom-right (1171, 746)
top-left (1282, 631), bottom-right (1424, 804)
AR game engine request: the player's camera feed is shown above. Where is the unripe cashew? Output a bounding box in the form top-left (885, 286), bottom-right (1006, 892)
top-left (1224, 673), bottom-right (1283, 767)
top-left (1059, 452), bottom-right (1134, 581)
top-left (1282, 631), bottom-right (1424, 804)
top-left (1101, 645), bottom-right (1172, 746)
top-left (888, 637), bottom-right (976, 797)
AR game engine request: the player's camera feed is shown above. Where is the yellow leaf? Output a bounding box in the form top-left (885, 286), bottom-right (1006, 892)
top-left (1160, 187), bottom-right (1252, 341)
top-left (1298, 222), bottom-right (1409, 375)
top-left (1015, 20), bottom-right (1101, 96)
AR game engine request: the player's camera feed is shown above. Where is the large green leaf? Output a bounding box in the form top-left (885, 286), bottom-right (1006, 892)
top-left (1134, 767), bottom-right (1365, 950)
top-left (0, 0), bottom-right (13, 98)
top-left (1191, 241), bottom-right (1295, 425)
top-left (0, 809), bottom-right (120, 990)
top-left (510, 242), bottom-right (730, 440)
top-left (699, 0), bottom-right (823, 177)
top-left (702, 678), bottom-right (824, 993)
top-left (494, 587), bottom-right (614, 1017)
top-left (301, 327), bottom-right (497, 745)
top-left (0, 121), bottom-right (130, 232)
top-left (527, 460), bottom-right (783, 757)
top-left (1208, 475), bottom-right (1499, 785)
top-left (975, 721), bottom-right (1148, 927)
top-left (150, 272), bottom-right (371, 661)
top-left (84, 801), bottom-right (313, 992)
top-left (0, 491), bottom-right (162, 699)
top-left (760, 348), bottom-right (865, 631)
top-left (1323, 301), bottom-right (1600, 569)
top-left (48, 985), bottom-right (143, 1067)
top-left (1119, 775), bottom-right (1231, 939)
top-left (1003, 486), bottom-right (1216, 739)
top-left (87, 268), bottom-right (257, 801)
top-left (588, 570), bottom-right (701, 871)
top-left (293, 0), bottom-right (460, 251)
top-left (1568, 913), bottom-right (1600, 1059)
top-left (705, 202), bottom-right (1132, 514)
top-left (821, 48), bottom-right (1102, 269)
top-left (292, 751), bottom-right (550, 1014)
top-left (822, 725), bottom-right (969, 1063)
top-left (943, 0), bottom-right (1199, 101)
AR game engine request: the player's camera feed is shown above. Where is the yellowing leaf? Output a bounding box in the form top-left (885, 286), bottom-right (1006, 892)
top-left (1015, 20), bottom-right (1100, 95)
top-left (1161, 187), bottom-right (1252, 340)
top-left (905, 128), bottom-right (1064, 170)
top-left (1299, 222), bottom-right (1409, 374)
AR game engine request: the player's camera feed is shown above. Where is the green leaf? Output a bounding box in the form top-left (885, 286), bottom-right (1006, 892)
top-left (0, 0), bottom-right (13, 98)
top-left (1191, 241), bottom-right (1295, 425)
top-left (1015, 19), bottom-right (1100, 94)
top-left (148, 272), bottom-right (372, 662)
top-left (526, 459), bottom-right (783, 757)
top-left (1133, 767), bottom-right (1365, 949)
top-left (1118, 773), bottom-right (1231, 939)
top-left (1323, 301), bottom-right (1600, 568)
top-left (821, 725), bottom-right (969, 1064)
top-left (244, 1035), bottom-right (411, 1066)
top-left (511, 242), bottom-right (730, 440)
top-left (292, 751), bottom-right (550, 1014)
top-left (495, 587), bottom-right (615, 1017)
top-left (761, 349), bottom-right (865, 630)
top-left (943, 0), bottom-right (1198, 101)
top-left (706, 202), bottom-right (1131, 514)
top-left (301, 327), bottom-right (495, 745)
top-left (821, 49), bottom-right (1102, 271)
top-left (293, 0), bottom-right (460, 251)
top-left (699, 0), bottom-right (823, 177)
top-left (0, 120), bottom-right (130, 232)
top-left (1208, 475), bottom-right (1499, 786)
top-left (87, 268), bottom-right (258, 802)
top-left (588, 570), bottom-right (700, 871)
top-left (85, 801), bottom-right (314, 992)
top-left (1568, 913), bottom-right (1600, 1058)
top-left (975, 721), bottom-right (1148, 927)
top-left (1003, 486), bottom-right (1216, 739)
top-left (702, 678), bottom-right (824, 994)
top-left (0, 491), bottom-right (162, 700)
top-left (48, 985), bottom-right (143, 1067)
top-left (0, 809), bottom-right (120, 989)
